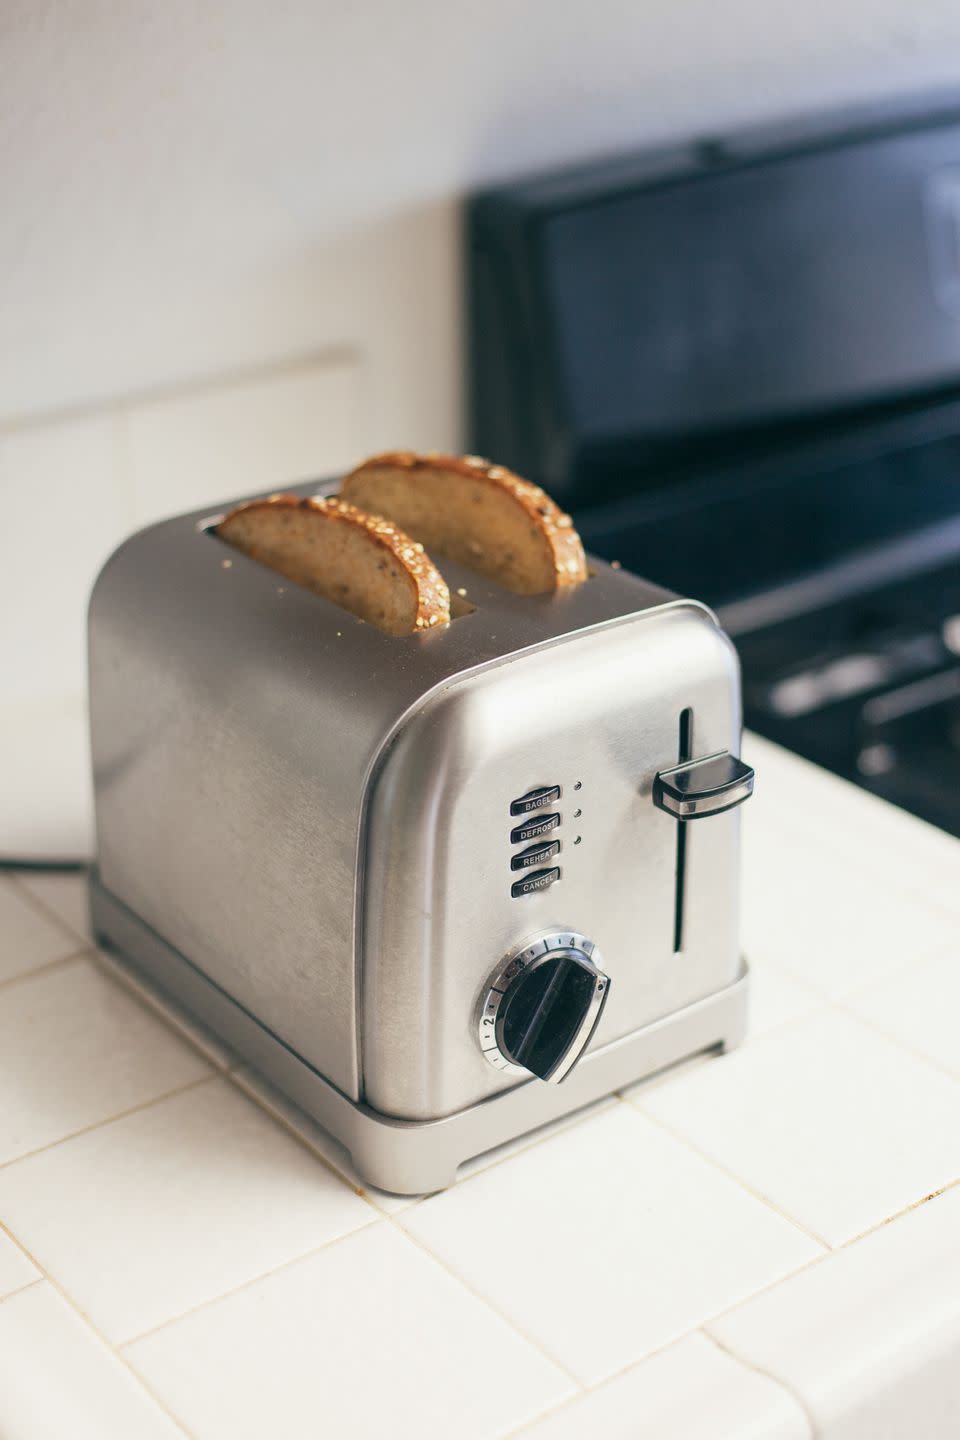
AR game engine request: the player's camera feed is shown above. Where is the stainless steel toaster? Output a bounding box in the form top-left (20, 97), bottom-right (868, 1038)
top-left (88, 480), bottom-right (754, 1193)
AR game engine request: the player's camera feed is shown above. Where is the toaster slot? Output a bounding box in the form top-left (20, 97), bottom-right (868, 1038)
top-left (673, 707), bottom-right (693, 953)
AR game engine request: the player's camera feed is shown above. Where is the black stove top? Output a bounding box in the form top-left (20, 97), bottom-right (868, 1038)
top-left (575, 409), bottom-right (960, 835)
top-left (468, 96), bottom-right (960, 836)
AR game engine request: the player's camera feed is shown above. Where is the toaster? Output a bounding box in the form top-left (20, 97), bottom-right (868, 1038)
top-left (88, 480), bottom-right (754, 1193)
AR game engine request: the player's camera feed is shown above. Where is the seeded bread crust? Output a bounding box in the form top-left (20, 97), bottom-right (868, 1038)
top-left (340, 451), bottom-right (588, 595)
top-left (217, 494), bottom-right (450, 635)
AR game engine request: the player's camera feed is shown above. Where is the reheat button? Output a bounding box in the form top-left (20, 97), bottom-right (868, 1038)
top-left (511, 839), bottom-right (560, 872)
top-left (510, 812), bottom-right (560, 845)
top-left (510, 785), bottom-right (561, 816)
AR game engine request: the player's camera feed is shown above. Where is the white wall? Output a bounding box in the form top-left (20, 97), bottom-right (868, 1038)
top-left (3, 0), bottom-right (960, 855)
top-left (6, 0), bottom-right (960, 436)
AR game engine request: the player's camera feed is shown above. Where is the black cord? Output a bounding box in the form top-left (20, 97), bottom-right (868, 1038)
top-left (0, 860), bottom-right (88, 874)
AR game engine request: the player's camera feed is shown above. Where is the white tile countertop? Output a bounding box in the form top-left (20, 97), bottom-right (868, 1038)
top-left (0, 732), bottom-right (957, 1439)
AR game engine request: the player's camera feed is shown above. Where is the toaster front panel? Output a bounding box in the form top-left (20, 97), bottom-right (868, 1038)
top-left (361, 602), bottom-right (742, 1121)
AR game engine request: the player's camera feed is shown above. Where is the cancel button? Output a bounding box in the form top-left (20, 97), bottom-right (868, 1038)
top-left (511, 866), bottom-right (561, 899)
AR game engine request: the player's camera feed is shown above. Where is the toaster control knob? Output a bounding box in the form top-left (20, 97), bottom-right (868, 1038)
top-left (479, 932), bottom-right (609, 1084)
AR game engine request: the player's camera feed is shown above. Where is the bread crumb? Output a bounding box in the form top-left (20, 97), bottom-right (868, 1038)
top-left (221, 559), bottom-right (232, 568)
top-left (277, 587), bottom-right (285, 594)
top-left (336, 631), bottom-right (342, 637)
top-left (456, 587), bottom-right (468, 597)
top-left (611, 560), bottom-right (622, 570)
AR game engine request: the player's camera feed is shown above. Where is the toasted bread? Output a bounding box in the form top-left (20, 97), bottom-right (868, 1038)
top-left (217, 494), bottom-right (450, 636)
top-left (340, 451), bottom-right (587, 595)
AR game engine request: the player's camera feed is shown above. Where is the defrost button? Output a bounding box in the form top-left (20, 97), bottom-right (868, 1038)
top-left (510, 812), bottom-right (560, 845)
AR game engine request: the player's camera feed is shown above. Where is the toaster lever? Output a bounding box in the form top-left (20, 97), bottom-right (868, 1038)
top-left (653, 751), bottom-right (755, 820)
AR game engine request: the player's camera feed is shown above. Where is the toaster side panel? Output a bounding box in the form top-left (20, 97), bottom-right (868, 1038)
top-left (361, 602), bottom-right (743, 1121)
top-left (88, 525), bottom-right (379, 1101)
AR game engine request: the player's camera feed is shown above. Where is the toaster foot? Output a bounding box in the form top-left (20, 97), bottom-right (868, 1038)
top-left (89, 873), bottom-right (749, 1196)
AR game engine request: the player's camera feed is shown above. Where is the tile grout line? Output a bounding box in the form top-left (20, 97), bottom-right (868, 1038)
top-left (755, 780), bottom-right (960, 869)
top-left (831, 938), bottom-right (955, 1009)
top-left (92, 949), bottom-right (237, 1073)
top-left (703, 1327), bottom-right (817, 1437)
top-left (225, 1068), bottom-right (388, 1223)
top-left (0, 1274), bottom-right (45, 1306)
top-left (225, 1070), bottom-right (592, 1384)
top-left (493, 1322), bottom-right (817, 1440)
top-left (712, 939), bottom-right (957, 1080)
top-left (496, 1173), bottom-right (960, 1439)
top-left (748, 937), bottom-right (955, 1017)
top-left (117, 1062), bottom-right (584, 1386)
top-left (0, 1216), bottom-right (195, 1439)
top-left (840, 1174), bottom-right (960, 1246)
top-left (742, 949), bottom-right (898, 1013)
top-left (412, 1097), bottom-right (620, 1207)
top-left (230, 1052), bottom-right (956, 1409)
top-left (5, 1062), bottom-right (951, 1427)
top-left (7, 859), bottom-right (954, 1423)
top-left (742, 954), bottom-right (828, 1009)
top-left (0, 947), bottom-right (90, 993)
top-left (119, 1219), bottom-right (386, 1349)
top-left (4, 767), bottom-right (951, 1429)
top-left (6, 870), bottom-right (90, 948)
top-left (231, 1063), bottom-right (616, 1219)
top-left (671, 1175), bottom-right (960, 1350)
top-left (505, 1284), bottom-right (826, 1431)
top-left (114, 1123), bottom-right (624, 1382)
top-left (625, 1000), bottom-right (960, 1244)
top-left (223, 1062), bottom-right (850, 1399)
top-left (623, 1095), bottom-right (834, 1251)
top-left (740, 770), bottom-right (960, 875)
top-left (1, 937), bottom-right (232, 1085)
top-left (385, 1215), bottom-right (586, 1393)
top-left (492, 1321), bottom-right (719, 1440)
top-left (831, 997), bottom-right (960, 1086)
top-left (608, 975), bottom-right (832, 1089)
top-left (761, 868), bottom-right (960, 936)
top-left (0, 1072), bottom-right (219, 1175)
top-left (741, 798), bottom-right (959, 883)
top-left (742, 852), bottom-right (955, 921)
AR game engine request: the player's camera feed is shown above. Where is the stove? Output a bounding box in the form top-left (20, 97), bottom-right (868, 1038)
top-left (468, 95), bottom-right (960, 836)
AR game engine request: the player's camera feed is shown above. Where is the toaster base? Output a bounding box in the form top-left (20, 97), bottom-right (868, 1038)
top-left (90, 874), bottom-right (749, 1195)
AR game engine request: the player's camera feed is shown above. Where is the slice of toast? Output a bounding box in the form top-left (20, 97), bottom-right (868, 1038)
top-left (340, 452), bottom-right (587, 595)
top-left (217, 494), bottom-right (450, 636)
